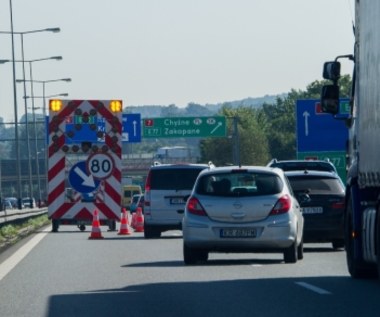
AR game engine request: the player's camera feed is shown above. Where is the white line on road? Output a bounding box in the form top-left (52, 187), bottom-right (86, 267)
top-left (295, 281), bottom-right (332, 295)
top-left (0, 227), bottom-right (50, 282)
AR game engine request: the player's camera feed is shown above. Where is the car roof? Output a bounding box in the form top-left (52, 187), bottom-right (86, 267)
top-left (199, 165), bottom-right (285, 176)
top-left (267, 159), bottom-right (337, 172)
top-left (149, 163), bottom-right (212, 170)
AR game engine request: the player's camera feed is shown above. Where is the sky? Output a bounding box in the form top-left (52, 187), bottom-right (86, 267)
top-left (0, 0), bottom-right (355, 122)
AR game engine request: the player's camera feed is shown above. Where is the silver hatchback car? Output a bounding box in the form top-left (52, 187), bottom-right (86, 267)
top-left (182, 166), bottom-right (304, 264)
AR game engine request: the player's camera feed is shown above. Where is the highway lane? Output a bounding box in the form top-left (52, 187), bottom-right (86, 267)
top-left (0, 226), bottom-right (379, 317)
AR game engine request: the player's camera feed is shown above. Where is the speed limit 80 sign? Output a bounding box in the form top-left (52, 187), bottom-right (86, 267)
top-left (87, 153), bottom-right (114, 179)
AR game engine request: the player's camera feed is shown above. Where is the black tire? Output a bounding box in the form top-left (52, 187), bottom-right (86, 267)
top-left (345, 193), bottom-right (377, 278)
top-left (52, 220), bottom-right (59, 233)
top-left (332, 239), bottom-right (345, 250)
top-left (108, 220), bottom-right (116, 231)
top-left (144, 223), bottom-right (161, 239)
top-left (297, 238), bottom-right (304, 260)
top-left (198, 250), bottom-right (209, 262)
top-left (183, 244), bottom-right (208, 265)
top-left (79, 224), bottom-right (86, 231)
top-left (376, 205), bottom-right (380, 279)
top-left (284, 241), bottom-right (298, 263)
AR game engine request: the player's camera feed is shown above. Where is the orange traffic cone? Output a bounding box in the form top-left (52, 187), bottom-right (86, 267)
top-left (131, 211), bottom-right (137, 229)
top-left (118, 208), bottom-right (132, 235)
top-left (134, 207), bottom-right (144, 232)
top-left (89, 209), bottom-right (104, 239)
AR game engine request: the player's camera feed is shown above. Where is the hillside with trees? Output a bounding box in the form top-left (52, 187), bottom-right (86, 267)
top-left (0, 76), bottom-right (351, 165)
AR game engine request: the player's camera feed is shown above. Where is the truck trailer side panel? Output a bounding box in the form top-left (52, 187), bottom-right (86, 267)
top-left (357, 1), bottom-right (380, 187)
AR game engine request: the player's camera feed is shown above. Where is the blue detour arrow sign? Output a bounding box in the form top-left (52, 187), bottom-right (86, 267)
top-left (69, 161), bottom-right (100, 194)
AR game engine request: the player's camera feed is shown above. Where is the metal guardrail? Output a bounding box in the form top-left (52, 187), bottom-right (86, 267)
top-left (0, 207), bottom-right (48, 227)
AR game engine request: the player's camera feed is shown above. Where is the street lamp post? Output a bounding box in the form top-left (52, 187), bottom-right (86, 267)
top-left (0, 25), bottom-right (60, 208)
top-left (8, 56), bottom-right (62, 207)
top-left (6, 0), bottom-right (22, 209)
top-left (17, 78), bottom-right (71, 205)
top-left (24, 92), bottom-right (69, 204)
top-left (17, 78), bottom-right (71, 117)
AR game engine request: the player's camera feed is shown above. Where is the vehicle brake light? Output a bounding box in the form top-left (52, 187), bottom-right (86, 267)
top-left (145, 171), bottom-right (151, 192)
top-left (332, 201), bottom-right (345, 209)
top-left (187, 197), bottom-right (207, 216)
top-left (270, 194), bottom-right (291, 215)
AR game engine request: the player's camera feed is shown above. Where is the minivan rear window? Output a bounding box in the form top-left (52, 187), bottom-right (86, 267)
top-left (150, 168), bottom-right (204, 190)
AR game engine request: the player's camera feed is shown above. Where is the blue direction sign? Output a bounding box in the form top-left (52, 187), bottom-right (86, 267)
top-left (296, 99), bottom-right (348, 152)
top-left (50, 113), bottom-right (142, 145)
top-left (122, 113), bottom-right (141, 142)
top-left (68, 161), bottom-right (101, 194)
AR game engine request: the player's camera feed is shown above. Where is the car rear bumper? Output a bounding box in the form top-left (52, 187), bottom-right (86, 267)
top-left (183, 214), bottom-right (299, 250)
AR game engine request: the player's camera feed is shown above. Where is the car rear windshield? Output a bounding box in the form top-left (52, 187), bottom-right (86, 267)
top-left (271, 162), bottom-right (335, 172)
top-left (196, 172), bottom-right (283, 196)
top-left (150, 168), bottom-right (205, 190)
top-left (287, 176), bottom-right (344, 195)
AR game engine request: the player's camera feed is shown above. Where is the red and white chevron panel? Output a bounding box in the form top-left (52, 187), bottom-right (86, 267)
top-left (48, 100), bottom-right (122, 223)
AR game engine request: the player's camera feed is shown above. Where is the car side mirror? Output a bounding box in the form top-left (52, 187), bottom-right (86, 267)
top-left (323, 61), bottom-right (341, 81)
top-left (321, 84), bottom-right (340, 115)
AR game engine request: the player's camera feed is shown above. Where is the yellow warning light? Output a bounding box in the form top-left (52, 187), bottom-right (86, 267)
top-left (50, 99), bottom-right (63, 112)
top-left (109, 100), bottom-right (122, 112)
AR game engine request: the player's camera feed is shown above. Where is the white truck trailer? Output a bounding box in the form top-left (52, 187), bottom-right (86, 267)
top-left (321, 0), bottom-right (380, 278)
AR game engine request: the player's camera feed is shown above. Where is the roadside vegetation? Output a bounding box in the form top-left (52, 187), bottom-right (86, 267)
top-left (0, 214), bottom-right (50, 249)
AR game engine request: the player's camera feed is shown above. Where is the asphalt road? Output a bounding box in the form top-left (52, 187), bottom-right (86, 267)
top-left (0, 225), bottom-right (379, 317)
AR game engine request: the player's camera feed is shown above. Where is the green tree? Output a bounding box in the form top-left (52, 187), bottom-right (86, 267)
top-left (260, 74), bottom-right (352, 160)
top-left (200, 106), bottom-right (270, 166)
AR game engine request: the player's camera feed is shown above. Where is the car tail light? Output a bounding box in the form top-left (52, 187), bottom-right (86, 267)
top-left (187, 197), bottom-right (207, 216)
top-left (145, 171), bottom-right (152, 192)
top-left (332, 200), bottom-right (345, 209)
top-left (270, 194), bottom-right (291, 215)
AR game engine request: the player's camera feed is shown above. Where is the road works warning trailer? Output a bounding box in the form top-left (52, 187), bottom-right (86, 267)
top-left (48, 99), bottom-right (123, 232)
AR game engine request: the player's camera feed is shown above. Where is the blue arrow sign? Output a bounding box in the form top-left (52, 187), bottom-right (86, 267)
top-left (122, 113), bottom-right (141, 142)
top-left (296, 99), bottom-right (348, 152)
top-left (68, 161), bottom-right (101, 194)
top-left (48, 113), bottom-right (142, 145)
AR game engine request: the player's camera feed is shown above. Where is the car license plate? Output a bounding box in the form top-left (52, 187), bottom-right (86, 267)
top-left (302, 207), bottom-right (323, 214)
top-left (220, 228), bottom-right (256, 238)
top-left (170, 197), bottom-right (185, 204)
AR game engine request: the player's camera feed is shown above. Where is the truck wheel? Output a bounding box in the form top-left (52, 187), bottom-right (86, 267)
top-left (79, 225), bottom-right (86, 231)
top-left (376, 205), bottom-right (380, 279)
top-left (108, 220), bottom-right (117, 231)
top-left (345, 193), bottom-right (377, 278)
top-left (52, 220), bottom-right (59, 233)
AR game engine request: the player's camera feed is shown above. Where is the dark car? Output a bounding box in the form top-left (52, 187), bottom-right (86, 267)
top-left (285, 170), bottom-right (345, 250)
top-left (268, 159), bottom-right (338, 174)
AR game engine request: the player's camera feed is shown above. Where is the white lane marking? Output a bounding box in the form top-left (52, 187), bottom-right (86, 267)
top-left (251, 264), bottom-right (262, 267)
top-left (0, 227), bottom-right (49, 281)
top-left (295, 282), bottom-right (332, 295)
